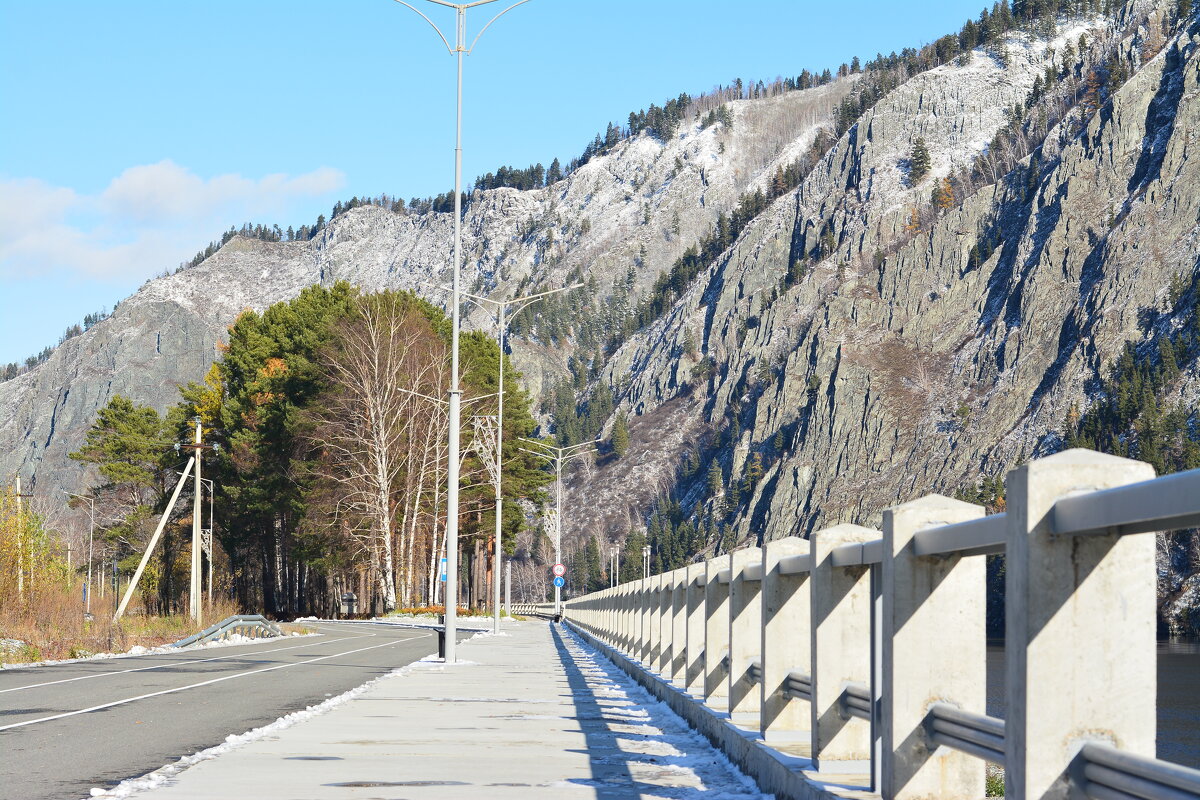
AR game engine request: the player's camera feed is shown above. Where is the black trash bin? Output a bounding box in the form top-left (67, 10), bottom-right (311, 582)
top-left (437, 614), bottom-right (447, 658)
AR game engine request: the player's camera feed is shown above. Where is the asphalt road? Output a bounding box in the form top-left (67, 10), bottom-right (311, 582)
top-left (0, 621), bottom-right (458, 800)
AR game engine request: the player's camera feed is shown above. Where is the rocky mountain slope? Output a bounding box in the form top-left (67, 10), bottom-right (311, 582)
top-left (0, 78), bottom-right (849, 503)
top-left (2, 0), bottom-right (1197, 627)
top-left (564, 2), bottom-right (1200, 629)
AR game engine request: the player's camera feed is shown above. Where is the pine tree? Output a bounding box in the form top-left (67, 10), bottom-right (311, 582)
top-left (707, 462), bottom-right (723, 496)
top-left (910, 138), bottom-right (931, 183)
top-left (70, 395), bottom-right (167, 501)
top-left (585, 535), bottom-right (603, 591)
top-left (746, 452), bottom-right (765, 485)
top-left (611, 411), bottom-right (629, 457)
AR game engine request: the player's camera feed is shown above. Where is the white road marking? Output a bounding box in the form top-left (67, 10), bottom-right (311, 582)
top-left (0, 635), bottom-right (365, 694)
top-left (0, 634), bottom-right (426, 731)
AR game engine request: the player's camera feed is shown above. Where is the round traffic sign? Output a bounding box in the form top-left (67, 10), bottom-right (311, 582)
top-left (552, 563), bottom-right (566, 577)
top-left (553, 576), bottom-right (566, 588)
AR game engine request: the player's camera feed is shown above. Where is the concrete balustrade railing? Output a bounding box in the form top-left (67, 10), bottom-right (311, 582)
top-left (560, 449), bottom-right (1200, 800)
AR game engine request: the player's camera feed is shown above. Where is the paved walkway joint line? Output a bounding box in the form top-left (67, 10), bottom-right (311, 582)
top-left (108, 621), bottom-right (771, 799)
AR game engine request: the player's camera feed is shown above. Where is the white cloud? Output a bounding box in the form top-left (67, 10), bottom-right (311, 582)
top-left (0, 161), bottom-right (346, 281)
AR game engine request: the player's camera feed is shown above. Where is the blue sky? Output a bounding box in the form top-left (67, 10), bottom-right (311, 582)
top-left (0, 0), bottom-right (988, 366)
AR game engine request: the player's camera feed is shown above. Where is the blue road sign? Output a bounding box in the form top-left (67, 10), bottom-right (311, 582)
top-left (553, 576), bottom-right (565, 588)
top-left (439, 557), bottom-right (448, 583)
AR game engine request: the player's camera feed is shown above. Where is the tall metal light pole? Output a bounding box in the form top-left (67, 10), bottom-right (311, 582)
top-left (446, 283), bottom-right (580, 634)
top-left (64, 491), bottom-right (95, 614)
top-left (391, 0), bottom-right (532, 662)
top-left (519, 438), bottom-right (597, 614)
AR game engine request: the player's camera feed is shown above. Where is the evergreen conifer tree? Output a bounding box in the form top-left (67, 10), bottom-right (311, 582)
top-left (611, 411), bottom-right (629, 457)
top-left (910, 138), bottom-right (932, 183)
top-left (707, 462), bottom-right (723, 496)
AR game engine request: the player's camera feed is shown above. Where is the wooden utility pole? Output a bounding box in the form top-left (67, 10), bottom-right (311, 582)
top-left (190, 417), bottom-right (202, 625)
top-left (14, 476), bottom-right (33, 599)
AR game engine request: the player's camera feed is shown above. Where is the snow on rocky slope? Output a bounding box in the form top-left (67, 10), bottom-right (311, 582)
top-left (0, 78), bottom-right (849, 505)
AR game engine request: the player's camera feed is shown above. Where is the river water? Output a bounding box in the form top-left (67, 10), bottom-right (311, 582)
top-left (985, 640), bottom-right (1200, 768)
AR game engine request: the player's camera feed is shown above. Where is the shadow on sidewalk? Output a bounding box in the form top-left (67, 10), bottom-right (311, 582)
top-left (548, 623), bottom-right (709, 799)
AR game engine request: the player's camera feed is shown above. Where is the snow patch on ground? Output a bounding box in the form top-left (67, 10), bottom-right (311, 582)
top-left (2, 631), bottom-right (316, 671)
top-left (558, 625), bottom-right (772, 799)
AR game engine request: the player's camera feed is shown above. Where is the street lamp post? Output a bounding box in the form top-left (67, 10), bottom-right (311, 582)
top-left (448, 284), bottom-right (580, 634)
top-left (519, 438), bottom-right (598, 614)
top-left (391, 0), bottom-right (532, 662)
top-left (64, 491), bottom-right (95, 614)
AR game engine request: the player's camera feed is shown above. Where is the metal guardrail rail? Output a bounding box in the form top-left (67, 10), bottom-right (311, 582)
top-left (926, 702), bottom-right (1005, 765)
top-left (172, 615), bottom-right (283, 648)
top-left (1053, 469), bottom-right (1200, 537)
top-left (1078, 742), bottom-right (1200, 800)
top-left (784, 670), bottom-right (812, 700)
top-left (840, 681), bottom-right (872, 721)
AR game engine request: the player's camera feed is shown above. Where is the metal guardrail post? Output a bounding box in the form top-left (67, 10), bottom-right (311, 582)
top-left (1006, 449), bottom-right (1157, 800)
top-left (761, 536), bottom-right (811, 742)
top-left (881, 495), bottom-right (987, 799)
top-left (728, 547), bottom-right (763, 719)
top-left (811, 523), bottom-right (877, 770)
top-left (704, 554), bottom-right (731, 703)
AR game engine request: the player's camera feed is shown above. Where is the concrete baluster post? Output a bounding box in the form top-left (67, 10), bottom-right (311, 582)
top-left (1005, 449), bottom-right (1157, 800)
top-left (881, 495), bottom-right (986, 800)
top-left (629, 582), bottom-right (638, 653)
top-left (728, 547), bottom-right (763, 720)
top-left (685, 562), bottom-right (707, 694)
top-left (619, 583), bottom-right (631, 652)
top-left (811, 524), bottom-right (877, 770)
top-left (761, 536), bottom-right (811, 742)
top-left (656, 571), bottom-right (673, 674)
top-left (631, 580), bottom-right (641, 659)
top-left (649, 575), bottom-right (664, 669)
top-left (704, 556), bottom-right (730, 703)
top-left (671, 567), bottom-right (688, 683)
top-left (601, 590), bottom-right (609, 641)
top-left (638, 578), bottom-right (652, 663)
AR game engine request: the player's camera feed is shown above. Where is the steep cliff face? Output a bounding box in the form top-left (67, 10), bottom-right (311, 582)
top-left (0, 79), bottom-right (848, 502)
top-left (569, 7), bottom-right (1200, 565)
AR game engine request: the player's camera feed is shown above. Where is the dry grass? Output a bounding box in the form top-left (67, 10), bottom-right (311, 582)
top-left (0, 583), bottom-right (242, 664)
top-left (390, 605), bottom-right (492, 618)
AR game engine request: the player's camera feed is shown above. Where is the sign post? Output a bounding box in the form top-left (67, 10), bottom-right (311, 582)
top-left (551, 564), bottom-right (567, 615)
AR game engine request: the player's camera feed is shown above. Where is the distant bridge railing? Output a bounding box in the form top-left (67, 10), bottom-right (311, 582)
top-left (510, 603), bottom-right (557, 619)
top-left (560, 448), bottom-right (1200, 800)
top-left (172, 615), bottom-right (284, 648)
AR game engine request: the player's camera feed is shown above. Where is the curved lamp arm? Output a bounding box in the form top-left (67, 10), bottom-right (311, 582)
top-left (468, 0), bottom-right (533, 54)
top-left (390, 0), bottom-right (454, 54)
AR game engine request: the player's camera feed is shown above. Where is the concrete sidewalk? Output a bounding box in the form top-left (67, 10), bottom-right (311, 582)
top-left (121, 621), bottom-right (767, 799)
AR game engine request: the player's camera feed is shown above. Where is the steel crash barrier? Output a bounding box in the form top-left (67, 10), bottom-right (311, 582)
top-left (557, 448), bottom-right (1200, 800)
top-left (172, 614), bottom-right (284, 647)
